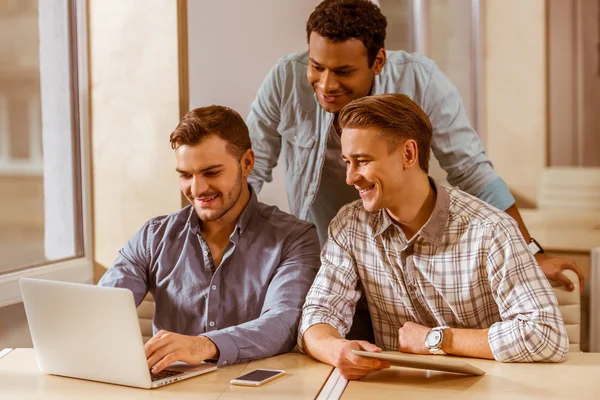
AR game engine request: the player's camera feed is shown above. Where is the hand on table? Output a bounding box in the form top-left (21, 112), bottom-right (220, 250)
top-left (144, 330), bottom-right (219, 373)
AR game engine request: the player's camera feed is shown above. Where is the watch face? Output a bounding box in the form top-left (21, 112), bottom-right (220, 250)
top-left (426, 330), bottom-right (442, 347)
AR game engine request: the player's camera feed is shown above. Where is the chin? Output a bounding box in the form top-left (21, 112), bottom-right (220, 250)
top-left (194, 208), bottom-right (219, 222)
top-left (319, 102), bottom-right (340, 114)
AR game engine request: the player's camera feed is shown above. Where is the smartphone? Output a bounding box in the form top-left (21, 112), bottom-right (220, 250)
top-left (230, 369), bottom-right (286, 387)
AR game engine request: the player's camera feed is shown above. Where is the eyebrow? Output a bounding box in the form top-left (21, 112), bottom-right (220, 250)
top-left (341, 153), bottom-right (373, 162)
top-left (348, 153), bottom-right (372, 159)
top-left (175, 164), bottom-right (223, 174)
top-left (309, 57), bottom-right (355, 72)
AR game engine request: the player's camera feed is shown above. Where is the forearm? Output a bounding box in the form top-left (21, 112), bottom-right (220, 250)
top-left (196, 336), bottom-right (219, 360)
top-left (303, 323), bottom-right (347, 366)
top-left (202, 307), bottom-right (299, 366)
top-left (441, 328), bottom-right (494, 360)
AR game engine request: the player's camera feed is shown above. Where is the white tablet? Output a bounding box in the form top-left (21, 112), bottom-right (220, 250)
top-left (352, 350), bottom-right (485, 376)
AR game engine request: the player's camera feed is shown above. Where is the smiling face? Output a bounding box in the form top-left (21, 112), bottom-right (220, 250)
top-left (307, 32), bottom-right (385, 114)
top-left (176, 135), bottom-right (253, 223)
top-left (341, 126), bottom-right (413, 212)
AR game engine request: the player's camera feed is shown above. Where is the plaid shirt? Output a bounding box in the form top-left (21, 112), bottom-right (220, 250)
top-left (299, 182), bottom-right (568, 362)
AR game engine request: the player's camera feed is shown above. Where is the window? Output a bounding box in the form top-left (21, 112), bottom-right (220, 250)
top-left (0, 0), bottom-right (92, 307)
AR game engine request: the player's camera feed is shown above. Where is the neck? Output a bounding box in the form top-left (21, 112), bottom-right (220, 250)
top-left (386, 173), bottom-right (436, 240)
top-left (200, 183), bottom-right (251, 238)
top-left (333, 115), bottom-right (341, 136)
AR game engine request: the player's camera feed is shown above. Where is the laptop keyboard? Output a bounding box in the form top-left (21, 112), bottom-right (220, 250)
top-left (150, 369), bottom-right (184, 382)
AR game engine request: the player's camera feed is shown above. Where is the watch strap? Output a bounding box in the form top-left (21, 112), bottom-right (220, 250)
top-left (528, 237), bottom-right (544, 255)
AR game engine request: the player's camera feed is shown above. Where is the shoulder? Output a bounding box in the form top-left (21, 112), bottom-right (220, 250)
top-left (385, 50), bottom-right (437, 70)
top-left (382, 50), bottom-right (437, 79)
top-left (375, 51), bottom-right (444, 101)
top-left (330, 200), bottom-right (379, 237)
top-left (445, 186), bottom-right (519, 233)
top-left (265, 51), bottom-right (315, 112)
top-left (145, 205), bottom-right (193, 234)
top-left (269, 51), bottom-right (309, 82)
top-left (254, 200), bottom-right (316, 238)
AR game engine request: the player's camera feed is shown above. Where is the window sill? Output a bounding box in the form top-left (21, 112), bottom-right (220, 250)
top-left (0, 258), bottom-right (93, 308)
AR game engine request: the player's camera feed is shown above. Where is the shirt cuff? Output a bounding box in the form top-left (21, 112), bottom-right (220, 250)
top-left (201, 330), bottom-right (239, 367)
top-left (474, 177), bottom-right (515, 212)
top-left (488, 320), bottom-right (529, 362)
top-left (298, 317), bottom-right (347, 353)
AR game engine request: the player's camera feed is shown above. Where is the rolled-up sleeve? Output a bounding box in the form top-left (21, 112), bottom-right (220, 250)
top-left (202, 223), bottom-right (321, 366)
top-left (298, 210), bottom-right (362, 352)
top-left (423, 64), bottom-right (515, 211)
top-left (486, 219), bottom-right (568, 362)
top-left (97, 220), bottom-right (152, 306)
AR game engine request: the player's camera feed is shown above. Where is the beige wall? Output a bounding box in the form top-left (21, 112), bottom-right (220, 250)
top-left (548, 0), bottom-right (600, 167)
top-left (187, 0), bottom-right (321, 212)
top-left (579, 0), bottom-right (600, 166)
top-left (89, 0), bottom-right (182, 278)
top-left (484, 0), bottom-right (547, 206)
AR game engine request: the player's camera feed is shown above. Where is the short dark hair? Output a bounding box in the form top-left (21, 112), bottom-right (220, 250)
top-left (339, 94), bottom-right (432, 172)
top-left (169, 105), bottom-right (251, 159)
top-left (306, 0), bottom-right (387, 67)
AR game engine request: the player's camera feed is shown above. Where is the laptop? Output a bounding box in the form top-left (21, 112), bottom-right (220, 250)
top-left (19, 278), bottom-right (217, 389)
top-left (352, 350), bottom-right (485, 376)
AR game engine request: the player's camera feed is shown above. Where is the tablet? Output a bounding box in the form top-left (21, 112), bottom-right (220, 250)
top-left (352, 350), bottom-right (485, 376)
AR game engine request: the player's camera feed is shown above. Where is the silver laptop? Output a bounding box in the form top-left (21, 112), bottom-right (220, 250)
top-left (19, 278), bottom-right (217, 389)
top-left (352, 350), bottom-right (485, 376)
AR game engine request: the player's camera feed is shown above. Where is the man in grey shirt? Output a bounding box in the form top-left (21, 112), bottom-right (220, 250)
top-left (246, 0), bottom-right (583, 291)
top-left (99, 105), bottom-right (320, 374)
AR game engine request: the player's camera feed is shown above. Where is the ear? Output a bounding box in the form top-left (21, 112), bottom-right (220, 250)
top-left (240, 148), bottom-right (255, 177)
top-left (401, 140), bottom-right (419, 169)
top-left (372, 48), bottom-right (386, 75)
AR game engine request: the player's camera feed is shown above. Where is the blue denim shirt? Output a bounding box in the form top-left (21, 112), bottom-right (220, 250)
top-left (247, 50), bottom-right (515, 232)
top-left (98, 188), bottom-right (320, 367)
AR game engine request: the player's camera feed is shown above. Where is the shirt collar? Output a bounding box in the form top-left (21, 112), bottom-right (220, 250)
top-left (186, 184), bottom-right (259, 237)
top-left (374, 177), bottom-right (450, 245)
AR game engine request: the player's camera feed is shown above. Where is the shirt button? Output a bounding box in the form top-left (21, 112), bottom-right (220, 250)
top-left (293, 134), bottom-right (298, 141)
top-left (203, 251), bottom-right (209, 256)
top-left (211, 285), bottom-right (217, 290)
top-left (209, 321), bottom-right (215, 327)
top-left (223, 361), bottom-right (228, 365)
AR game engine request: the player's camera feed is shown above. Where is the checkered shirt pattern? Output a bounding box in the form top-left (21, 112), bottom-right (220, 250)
top-left (299, 183), bottom-right (568, 362)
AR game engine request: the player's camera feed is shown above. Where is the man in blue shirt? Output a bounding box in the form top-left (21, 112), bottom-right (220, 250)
top-left (99, 105), bottom-right (320, 373)
top-left (246, 0), bottom-right (583, 292)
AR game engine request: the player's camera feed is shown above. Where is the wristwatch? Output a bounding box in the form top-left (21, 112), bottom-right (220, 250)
top-left (425, 326), bottom-right (448, 355)
top-left (528, 237), bottom-right (545, 256)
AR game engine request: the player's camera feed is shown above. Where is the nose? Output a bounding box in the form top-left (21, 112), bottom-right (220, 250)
top-left (190, 175), bottom-right (209, 198)
top-left (318, 70), bottom-right (339, 94)
top-left (346, 163), bottom-right (360, 186)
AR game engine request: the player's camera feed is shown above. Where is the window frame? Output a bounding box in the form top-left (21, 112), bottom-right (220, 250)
top-left (0, 0), bottom-right (93, 307)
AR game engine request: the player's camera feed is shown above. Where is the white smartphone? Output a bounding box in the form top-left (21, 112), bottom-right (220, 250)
top-left (230, 369), bottom-right (286, 387)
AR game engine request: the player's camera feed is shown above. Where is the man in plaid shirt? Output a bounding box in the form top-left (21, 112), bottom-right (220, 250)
top-left (298, 94), bottom-right (568, 380)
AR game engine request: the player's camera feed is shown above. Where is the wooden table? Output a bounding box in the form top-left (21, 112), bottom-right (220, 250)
top-left (341, 352), bottom-right (600, 399)
top-left (0, 348), bottom-right (333, 399)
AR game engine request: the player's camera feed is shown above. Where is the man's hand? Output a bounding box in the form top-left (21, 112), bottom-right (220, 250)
top-left (145, 330), bottom-right (219, 373)
top-left (398, 321), bottom-right (431, 355)
top-left (536, 253), bottom-right (585, 295)
top-left (332, 340), bottom-right (391, 380)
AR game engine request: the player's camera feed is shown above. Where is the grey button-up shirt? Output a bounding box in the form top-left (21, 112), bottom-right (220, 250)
top-left (247, 50), bottom-right (515, 241)
top-left (98, 189), bottom-right (320, 367)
